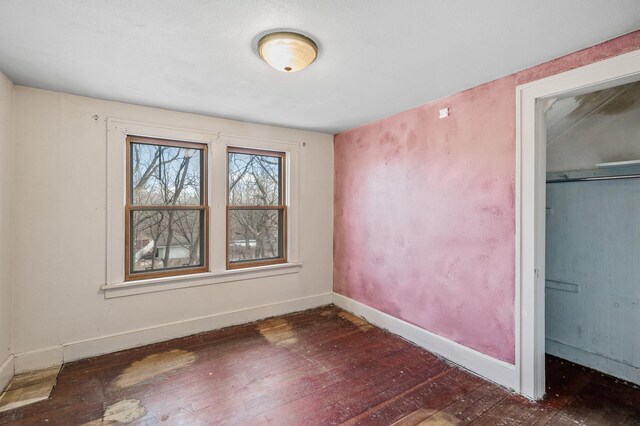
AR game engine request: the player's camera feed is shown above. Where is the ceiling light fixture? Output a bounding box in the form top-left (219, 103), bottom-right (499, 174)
top-left (257, 31), bottom-right (318, 73)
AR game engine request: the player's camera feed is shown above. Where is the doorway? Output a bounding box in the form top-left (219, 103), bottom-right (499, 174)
top-left (515, 49), bottom-right (640, 400)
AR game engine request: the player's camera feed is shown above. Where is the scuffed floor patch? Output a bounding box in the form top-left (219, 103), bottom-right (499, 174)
top-left (257, 318), bottom-right (297, 346)
top-left (82, 399), bottom-right (147, 425)
top-left (112, 349), bottom-right (196, 389)
top-left (0, 365), bottom-right (61, 412)
top-left (338, 311), bottom-right (373, 331)
top-left (391, 408), bottom-right (462, 425)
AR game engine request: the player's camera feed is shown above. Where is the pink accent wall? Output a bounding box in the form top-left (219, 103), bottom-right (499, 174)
top-left (333, 31), bottom-right (640, 364)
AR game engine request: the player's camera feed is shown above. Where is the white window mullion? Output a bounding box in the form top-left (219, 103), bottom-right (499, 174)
top-left (209, 142), bottom-right (228, 272)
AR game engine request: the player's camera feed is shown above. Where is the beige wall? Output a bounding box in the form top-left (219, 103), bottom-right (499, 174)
top-left (11, 87), bottom-right (333, 368)
top-left (0, 72), bottom-right (12, 369)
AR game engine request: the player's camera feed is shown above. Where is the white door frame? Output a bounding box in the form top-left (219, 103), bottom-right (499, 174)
top-left (515, 48), bottom-right (640, 400)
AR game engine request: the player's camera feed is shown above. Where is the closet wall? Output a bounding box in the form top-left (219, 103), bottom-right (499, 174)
top-left (545, 81), bottom-right (640, 384)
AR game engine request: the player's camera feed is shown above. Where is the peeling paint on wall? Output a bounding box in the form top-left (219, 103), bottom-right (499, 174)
top-left (546, 81), bottom-right (640, 172)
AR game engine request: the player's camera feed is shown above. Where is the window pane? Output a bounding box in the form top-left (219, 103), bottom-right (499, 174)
top-left (131, 209), bottom-right (204, 273)
top-left (228, 152), bottom-right (281, 206)
top-left (131, 143), bottom-right (202, 206)
top-left (228, 209), bottom-right (283, 263)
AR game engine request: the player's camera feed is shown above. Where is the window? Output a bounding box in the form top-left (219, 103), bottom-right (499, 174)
top-left (125, 136), bottom-right (208, 280)
top-left (106, 120), bottom-right (301, 294)
top-left (227, 147), bottom-right (287, 269)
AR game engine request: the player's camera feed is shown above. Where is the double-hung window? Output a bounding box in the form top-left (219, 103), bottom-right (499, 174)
top-left (122, 133), bottom-right (290, 283)
top-left (125, 136), bottom-right (208, 280)
top-left (227, 147), bottom-right (287, 269)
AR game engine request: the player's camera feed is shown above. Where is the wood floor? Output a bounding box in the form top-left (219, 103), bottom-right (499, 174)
top-left (0, 306), bottom-right (638, 425)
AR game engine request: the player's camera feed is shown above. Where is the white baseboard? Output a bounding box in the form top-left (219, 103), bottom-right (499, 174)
top-left (332, 293), bottom-right (516, 390)
top-left (14, 293), bottom-right (332, 374)
top-left (13, 292), bottom-right (516, 389)
top-left (13, 346), bottom-right (63, 374)
top-left (0, 354), bottom-right (14, 391)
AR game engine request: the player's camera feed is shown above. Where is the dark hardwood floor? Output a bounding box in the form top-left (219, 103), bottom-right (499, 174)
top-left (0, 305), bottom-right (638, 425)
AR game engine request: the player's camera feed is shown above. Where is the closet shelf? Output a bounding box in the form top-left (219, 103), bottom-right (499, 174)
top-left (596, 160), bottom-right (640, 168)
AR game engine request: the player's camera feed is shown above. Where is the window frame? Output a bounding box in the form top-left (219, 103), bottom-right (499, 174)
top-left (226, 146), bottom-right (288, 270)
top-left (105, 119), bottom-right (302, 297)
top-left (124, 135), bottom-right (209, 281)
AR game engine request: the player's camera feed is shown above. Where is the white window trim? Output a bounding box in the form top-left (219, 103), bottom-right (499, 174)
top-left (104, 118), bottom-right (301, 297)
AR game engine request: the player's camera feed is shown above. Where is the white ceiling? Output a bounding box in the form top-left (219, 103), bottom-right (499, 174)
top-left (0, 1), bottom-right (638, 134)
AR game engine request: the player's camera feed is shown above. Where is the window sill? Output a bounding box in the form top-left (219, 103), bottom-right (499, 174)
top-left (101, 262), bottom-right (303, 299)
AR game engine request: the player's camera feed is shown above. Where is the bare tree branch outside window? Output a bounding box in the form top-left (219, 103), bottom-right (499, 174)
top-left (125, 136), bottom-right (208, 280)
top-left (227, 148), bottom-right (286, 269)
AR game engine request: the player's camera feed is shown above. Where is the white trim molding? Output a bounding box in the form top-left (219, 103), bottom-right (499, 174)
top-left (332, 293), bottom-right (516, 390)
top-left (0, 354), bottom-right (14, 391)
top-left (105, 118), bottom-right (301, 292)
top-left (515, 48), bottom-right (640, 400)
top-left (102, 262), bottom-right (302, 298)
top-left (13, 293), bottom-right (331, 374)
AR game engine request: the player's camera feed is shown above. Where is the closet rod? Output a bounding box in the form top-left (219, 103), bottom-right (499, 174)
top-left (547, 174), bottom-right (640, 184)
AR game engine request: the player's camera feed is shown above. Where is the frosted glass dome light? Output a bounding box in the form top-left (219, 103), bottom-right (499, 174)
top-left (258, 31), bottom-right (318, 73)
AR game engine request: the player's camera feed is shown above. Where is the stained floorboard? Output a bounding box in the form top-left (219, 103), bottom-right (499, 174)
top-left (0, 305), bottom-right (638, 425)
